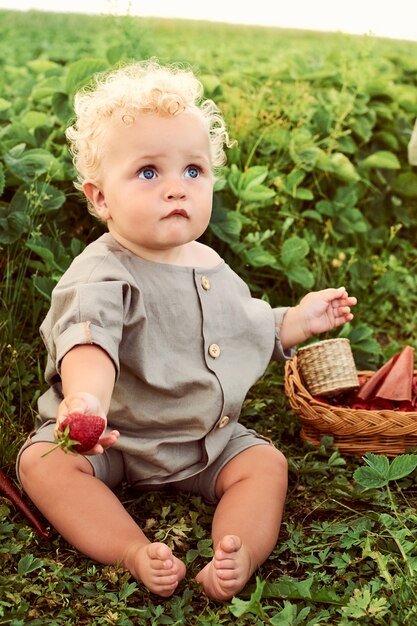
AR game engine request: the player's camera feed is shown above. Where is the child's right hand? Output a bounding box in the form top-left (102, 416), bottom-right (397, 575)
top-left (55, 392), bottom-right (120, 455)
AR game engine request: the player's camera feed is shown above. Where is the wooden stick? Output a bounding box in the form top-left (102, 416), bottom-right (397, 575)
top-left (0, 468), bottom-right (50, 538)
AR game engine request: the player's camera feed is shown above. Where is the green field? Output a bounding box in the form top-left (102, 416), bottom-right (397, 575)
top-left (2, 9), bottom-right (417, 624)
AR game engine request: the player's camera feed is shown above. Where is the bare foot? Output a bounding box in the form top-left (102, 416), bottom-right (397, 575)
top-left (196, 535), bottom-right (252, 600)
top-left (124, 541), bottom-right (186, 597)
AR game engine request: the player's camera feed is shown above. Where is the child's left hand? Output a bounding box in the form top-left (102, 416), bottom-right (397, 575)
top-left (299, 286), bottom-right (357, 336)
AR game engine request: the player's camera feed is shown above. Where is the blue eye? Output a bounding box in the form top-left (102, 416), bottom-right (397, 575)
top-left (185, 166), bottom-right (200, 179)
top-left (139, 168), bottom-right (156, 180)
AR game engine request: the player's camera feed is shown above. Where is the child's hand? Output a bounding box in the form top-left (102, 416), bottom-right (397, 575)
top-left (280, 286), bottom-right (357, 349)
top-left (299, 286), bottom-right (357, 337)
top-left (55, 392), bottom-right (120, 455)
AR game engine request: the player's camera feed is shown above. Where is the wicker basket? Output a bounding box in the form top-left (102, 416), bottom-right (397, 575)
top-left (296, 338), bottom-right (359, 396)
top-left (284, 355), bottom-right (417, 457)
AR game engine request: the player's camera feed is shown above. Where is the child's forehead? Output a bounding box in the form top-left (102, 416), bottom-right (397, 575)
top-left (107, 106), bottom-right (209, 134)
top-left (116, 104), bottom-right (203, 121)
top-left (100, 107), bottom-right (211, 160)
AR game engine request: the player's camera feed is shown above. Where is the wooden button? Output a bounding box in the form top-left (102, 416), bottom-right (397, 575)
top-left (201, 276), bottom-right (211, 290)
top-left (218, 415), bottom-right (230, 428)
top-left (208, 343), bottom-right (220, 358)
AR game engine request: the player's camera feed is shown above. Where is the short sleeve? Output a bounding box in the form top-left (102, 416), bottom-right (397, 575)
top-left (40, 281), bottom-right (129, 377)
top-left (271, 306), bottom-right (295, 361)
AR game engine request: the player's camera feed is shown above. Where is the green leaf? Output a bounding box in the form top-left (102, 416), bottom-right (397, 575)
top-left (228, 165), bottom-right (273, 202)
top-left (209, 205), bottom-right (242, 244)
top-left (17, 554), bottom-right (44, 575)
top-left (294, 146), bottom-right (322, 170)
top-left (65, 58), bottom-right (108, 95)
top-left (374, 130), bottom-right (399, 150)
top-left (387, 454), bottom-right (417, 481)
top-left (363, 453), bottom-right (390, 474)
top-left (353, 466), bottom-right (388, 489)
top-left (32, 276), bottom-right (56, 301)
top-left (263, 576), bottom-right (346, 605)
top-left (350, 115), bottom-right (374, 142)
top-left (341, 587), bottom-right (389, 619)
top-left (9, 143), bottom-right (27, 159)
top-left (263, 576), bottom-right (313, 600)
top-left (360, 150), bottom-right (401, 169)
top-left (392, 172), bottom-right (417, 198)
top-left (245, 247), bottom-right (277, 267)
top-left (0, 97), bottom-right (11, 112)
top-left (3, 148), bottom-right (62, 182)
top-left (227, 163), bottom-right (242, 196)
top-left (229, 166), bottom-right (275, 204)
top-left (317, 152), bottom-right (360, 182)
top-left (31, 76), bottom-right (64, 101)
top-left (118, 581), bottom-right (137, 601)
top-left (337, 135), bottom-right (356, 153)
top-left (315, 199), bottom-right (334, 217)
top-left (286, 264), bottom-right (314, 289)
top-left (230, 577), bottom-right (266, 617)
top-left (353, 453), bottom-right (390, 488)
top-left (196, 538), bottom-right (214, 558)
top-left (330, 153), bottom-right (360, 182)
top-left (301, 209), bottom-right (322, 222)
top-left (293, 187), bottom-right (314, 200)
top-left (201, 74), bottom-right (223, 98)
top-left (0, 204), bottom-right (30, 244)
top-left (70, 238), bottom-right (86, 257)
top-left (280, 236), bottom-right (309, 267)
top-left (26, 235), bottom-right (73, 274)
top-left (52, 92), bottom-right (72, 125)
top-left (106, 44), bottom-right (125, 65)
top-left (239, 185), bottom-right (275, 204)
top-left (10, 182), bottom-right (66, 215)
top-left (337, 208), bottom-right (368, 234)
top-left (28, 59), bottom-right (59, 74)
top-left (21, 111), bottom-right (53, 130)
top-left (239, 166), bottom-right (269, 190)
top-left (286, 169), bottom-right (306, 188)
top-left (185, 548), bottom-right (199, 563)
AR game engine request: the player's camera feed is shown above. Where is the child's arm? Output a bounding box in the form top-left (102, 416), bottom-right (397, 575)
top-left (279, 286), bottom-right (357, 351)
top-left (56, 344), bottom-right (120, 454)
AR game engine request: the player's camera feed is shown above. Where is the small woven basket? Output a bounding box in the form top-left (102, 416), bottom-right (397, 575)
top-left (296, 338), bottom-right (359, 397)
top-left (284, 355), bottom-right (417, 457)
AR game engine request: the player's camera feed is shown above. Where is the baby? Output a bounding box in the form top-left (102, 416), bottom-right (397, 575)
top-left (17, 59), bottom-right (356, 600)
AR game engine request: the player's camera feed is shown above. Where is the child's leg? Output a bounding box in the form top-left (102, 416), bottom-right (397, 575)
top-left (196, 445), bottom-right (287, 600)
top-left (19, 442), bottom-right (186, 596)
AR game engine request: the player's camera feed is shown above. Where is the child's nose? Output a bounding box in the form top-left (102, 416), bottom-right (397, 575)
top-left (164, 178), bottom-right (186, 200)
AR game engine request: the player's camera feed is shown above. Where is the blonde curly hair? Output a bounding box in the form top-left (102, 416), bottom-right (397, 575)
top-left (66, 58), bottom-right (230, 217)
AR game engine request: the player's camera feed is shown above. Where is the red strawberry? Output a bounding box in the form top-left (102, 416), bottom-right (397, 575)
top-left (42, 413), bottom-right (106, 456)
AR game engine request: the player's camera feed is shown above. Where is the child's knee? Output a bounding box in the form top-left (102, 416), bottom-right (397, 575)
top-left (263, 446), bottom-right (288, 480)
top-left (18, 441), bottom-right (92, 488)
top-left (18, 443), bottom-right (49, 485)
top-left (217, 445), bottom-right (287, 495)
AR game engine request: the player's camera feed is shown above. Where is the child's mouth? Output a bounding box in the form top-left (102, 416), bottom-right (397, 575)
top-left (166, 209), bottom-right (188, 218)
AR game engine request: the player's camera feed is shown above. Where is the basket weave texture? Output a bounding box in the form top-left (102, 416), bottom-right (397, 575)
top-left (284, 355), bottom-right (417, 457)
top-left (296, 338), bottom-right (359, 396)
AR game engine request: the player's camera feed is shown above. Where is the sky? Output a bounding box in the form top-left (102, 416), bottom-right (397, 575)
top-left (1, 0), bottom-right (417, 42)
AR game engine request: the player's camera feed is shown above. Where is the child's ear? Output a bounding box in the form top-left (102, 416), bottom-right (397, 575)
top-left (83, 181), bottom-right (110, 221)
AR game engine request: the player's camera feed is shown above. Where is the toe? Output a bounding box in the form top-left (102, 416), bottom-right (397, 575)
top-left (219, 535), bottom-right (242, 554)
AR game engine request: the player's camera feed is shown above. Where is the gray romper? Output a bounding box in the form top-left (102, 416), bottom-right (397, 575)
top-left (17, 233), bottom-right (292, 503)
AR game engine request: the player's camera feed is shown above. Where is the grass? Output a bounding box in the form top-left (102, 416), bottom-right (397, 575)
top-left (3, 364), bottom-right (417, 624)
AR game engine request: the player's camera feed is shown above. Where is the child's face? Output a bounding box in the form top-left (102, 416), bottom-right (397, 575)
top-left (83, 109), bottom-right (214, 262)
